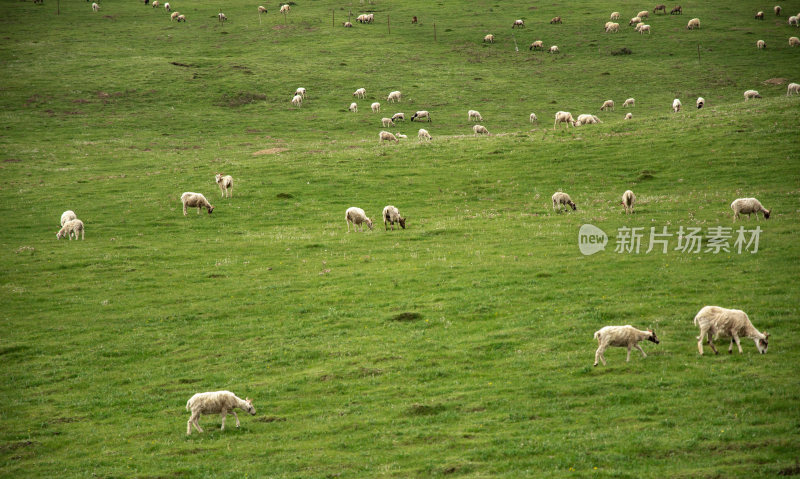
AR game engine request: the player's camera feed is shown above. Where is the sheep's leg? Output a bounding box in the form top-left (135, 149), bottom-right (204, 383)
top-left (594, 345), bottom-right (606, 366)
top-left (707, 335), bottom-right (719, 355)
top-left (183, 204), bottom-right (188, 216)
top-left (697, 329), bottom-right (706, 355)
top-left (187, 416), bottom-right (193, 435)
top-left (626, 345), bottom-right (632, 362)
top-left (732, 334), bottom-right (743, 353)
top-left (220, 409), bottom-right (227, 430)
top-left (232, 410), bottom-right (240, 428)
top-left (347, 219), bottom-right (351, 233)
top-left (197, 206), bottom-right (201, 215)
top-left (634, 343), bottom-right (647, 358)
top-left (190, 412), bottom-right (203, 433)
top-left (728, 338), bottom-right (735, 354)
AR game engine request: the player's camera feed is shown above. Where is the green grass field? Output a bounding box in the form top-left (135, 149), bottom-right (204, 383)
top-left (1, 0), bottom-right (799, 477)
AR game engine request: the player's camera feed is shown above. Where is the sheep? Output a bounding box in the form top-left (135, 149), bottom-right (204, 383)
top-left (382, 205), bottom-right (406, 230)
top-left (552, 192), bottom-right (576, 211)
top-left (574, 114), bottom-right (601, 125)
top-left (593, 326), bottom-right (659, 366)
top-left (730, 198), bottom-right (770, 221)
top-left (410, 110), bottom-right (431, 122)
top-left (755, 11), bottom-right (764, 20)
top-left (61, 210), bottom-right (77, 226)
top-left (295, 87), bottom-right (306, 99)
top-left (395, 133), bottom-right (407, 139)
top-left (391, 112), bottom-right (405, 122)
top-left (291, 94), bottom-right (302, 107)
top-left (672, 98), bottom-right (682, 112)
top-left (624, 112), bottom-right (633, 120)
top-left (364, 13), bottom-right (374, 23)
top-left (91, 2), bottom-right (99, 11)
top-left (468, 110), bottom-right (483, 122)
top-left (170, 11), bottom-right (179, 20)
top-left (215, 173), bottom-right (233, 198)
top-left (653, 4), bottom-right (666, 14)
top-left (418, 128), bottom-right (432, 141)
top-left (629, 16), bottom-right (642, 26)
top-left (181, 192), bottom-right (214, 215)
top-left (279, 4), bottom-right (290, 14)
top-left (345, 207), bottom-right (373, 232)
top-left (549, 45), bottom-right (560, 54)
top-left (356, 14), bottom-right (366, 23)
top-left (56, 219), bottom-right (84, 240)
top-left (687, 18), bottom-right (700, 29)
top-left (639, 24), bottom-right (651, 34)
top-left (164, 2), bottom-right (170, 11)
top-left (381, 117), bottom-right (395, 127)
top-left (387, 91), bottom-right (402, 103)
top-left (637, 10), bottom-right (650, 19)
top-left (788, 82), bottom-right (800, 95)
top-left (621, 189), bottom-right (635, 214)
top-left (349, 102), bottom-right (358, 113)
top-left (550, 16), bottom-right (562, 24)
top-left (258, 6), bottom-right (267, 13)
top-left (789, 15), bottom-right (799, 26)
top-left (343, 21), bottom-right (353, 27)
top-left (218, 12), bottom-right (227, 22)
top-left (610, 11), bottom-right (620, 20)
top-left (605, 22), bottom-right (620, 33)
top-left (634, 22), bottom-right (646, 32)
top-left (775, 5), bottom-right (782, 15)
top-left (529, 40), bottom-right (545, 50)
top-left (553, 111), bottom-right (574, 129)
top-left (186, 391), bottom-right (255, 435)
top-left (694, 306), bottom-right (769, 355)
top-left (512, 19), bottom-right (524, 28)
top-left (791, 36), bottom-right (800, 47)
top-left (623, 97), bottom-right (635, 108)
top-left (379, 131), bottom-right (398, 144)
top-left (371, 102), bottom-right (380, 113)
top-left (670, 5), bottom-right (682, 14)
top-left (473, 124), bottom-right (489, 135)
top-left (152, 1), bottom-right (159, 8)
top-left (743, 89), bottom-right (762, 101)
top-left (412, 15), bottom-right (417, 24)
top-left (600, 100), bottom-right (614, 111)
top-left (529, 113), bottom-right (538, 123)
top-left (176, 14), bottom-right (185, 22)
top-left (757, 39), bottom-right (766, 49)
top-left (696, 97), bottom-right (705, 109)
top-left (483, 34), bottom-right (495, 43)
top-left (353, 88), bottom-right (366, 99)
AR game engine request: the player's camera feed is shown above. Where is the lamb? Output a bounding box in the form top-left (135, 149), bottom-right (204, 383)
top-left (410, 110), bottom-right (431, 122)
top-left (574, 114), bottom-right (601, 125)
top-left (553, 111), bottom-right (574, 129)
top-left (755, 11), bottom-right (764, 19)
top-left (387, 91), bottom-right (401, 103)
top-left (164, 2), bottom-right (170, 11)
top-left (757, 39), bottom-right (766, 49)
top-left (382, 205), bottom-right (406, 230)
top-left (379, 131), bottom-right (398, 143)
top-left (791, 36), bottom-right (800, 47)
top-left (552, 191), bottom-right (576, 211)
top-left (349, 102), bottom-right (358, 113)
top-left (152, 1), bottom-right (159, 8)
top-left (600, 100), bottom-right (614, 111)
top-left (550, 16), bottom-right (562, 24)
top-left (593, 326), bottom-right (659, 366)
top-left (258, 6), bottom-right (267, 13)
top-left (181, 192), bottom-right (214, 215)
top-left (670, 5), bottom-right (682, 14)
top-left (91, 2), bottom-right (99, 11)
top-left (624, 112), bottom-right (633, 120)
top-left (468, 110), bottom-right (483, 122)
top-left (529, 40), bottom-right (544, 50)
top-left (672, 98), bottom-right (681, 112)
top-left (215, 173), bottom-right (233, 198)
top-left (218, 12), bottom-right (227, 22)
top-left (605, 22), bottom-right (620, 33)
top-left (775, 5), bottom-right (782, 15)
top-left (343, 22), bottom-right (353, 27)
top-left (61, 210), bottom-right (77, 226)
top-left (186, 391), bottom-right (255, 435)
top-left (291, 94), bottom-right (302, 107)
top-left (353, 88), bottom-right (366, 99)
top-left (371, 102), bottom-right (380, 113)
top-left (391, 113), bottom-right (405, 122)
top-left (696, 96), bottom-right (705, 108)
top-left (170, 11), bottom-right (179, 20)
top-left (418, 128), bottom-right (432, 141)
top-left (637, 10), bottom-right (650, 19)
top-left (483, 34), bottom-right (495, 43)
top-left (381, 117), bottom-right (395, 127)
top-left (788, 82), bottom-right (800, 95)
top-left (176, 14), bottom-right (185, 22)
top-left (345, 207), bottom-right (373, 232)
top-left (687, 18), bottom-right (700, 29)
top-left (693, 306), bottom-right (769, 355)
top-left (653, 4), bottom-right (666, 14)
top-left (730, 198), bottom-right (770, 221)
top-left (473, 124), bottom-right (489, 135)
top-left (610, 11), bottom-right (620, 20)
top-left (529, 113), bottom-right (538, 123)
top-left (623, 98), bottom-right (635, 108)
top-left (639, 24), bottom-right (651, 34)
top-left (743, 89), bottom-right (762, 101)
top-left (629, 16), bottom-right (642, 26)
top-left (512, 19), bottom-right (524, 28)
top-left (549, 45), bottom-right (560, 54)
top-left (295, 87), bottom-right (306, 99)
top-left (56, 219), bottom-right (84, 240)
top-left (279, 4), bottom-right (290, 14)
top-left (621, 189), bottom-right (635, 214)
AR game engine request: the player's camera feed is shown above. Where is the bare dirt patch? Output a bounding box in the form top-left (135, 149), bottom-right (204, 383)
top-left (253, 147), bottom-right (288, 156)
top-left (763, 77), bottom-right (787, 85)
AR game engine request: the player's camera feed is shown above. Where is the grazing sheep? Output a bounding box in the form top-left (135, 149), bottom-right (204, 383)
top-left (605, 22), bottom-right (620, 33)
top-left (623, 98), bottom-right (635, 108)
top-left (639, 24), bottom-right (651, 34)
top-left (365, 13), bottom-right (374, 23)
top-left (695, 97), bottom-right (705, 108)
top-left (371, 102), bottom-right (380, 113)
top-left (553, 111), bottom-right (574, 129)
top-left (743, 89), bottom-right (762, 101)
top-left (349, 102), bottom-right (358, 113)
top-left (91, 2), bottom-right (99, 11)
top-left (790, 16), bottom-right (799, 26)
top-left (353, 88), bottom-right (366, 99)
top-left (483, 34), bottom-right (495, 43)
top-left (291, 94), bottom-right (302, 107)
top-left (218, 12), bottom-right (227, 22)
top-left (600, 100), bottom-right (614, 111)
top-left (181, 192), bottom-right (214, 215)
top-left (621, 189), bottom-right (635, 214)
top-left (687, 18), bottom-right (700, 29)
top-left (670, 5), bottom-right (682, 14)
top-left (473, 124), bottom-right (489, 135)
top-left (279, 4), bottom-right (290, 14)
top-left (170, 11), bottom-right (179, 20)
top-left (694, 306), bottom-right (769, 355)
top-left (379, 131), bottom-right (398, 144)
top-left (152, 1), bottom-right (159, 7)
top-left (345, 207), bottom-right (373, 232)
top-left (468, 110), bottom-right (483, 122)
top-left (637, 10), bottom-right (649, 19)
top-left (410, 110), bottom-right (431, 122)
top-left (387, 91), bottom-right (402, 103)
top-left (176, 14), bottom-right (185, 22)
top-left (550, 16), bottom-right (562, 24)
top-left (164, 2), bottom-right (170, 11)
top-left (529, 40), bottom-right (544, 51)
top-left (512, 19), bottom-right (524, 28)
top-left (775, 5), bottom-right (782, 15)
top-left (593, 326), bottom-right (659, 366)
top-left (381, 117), bottom-right (395, 127)
top-left (791, 36), bottom-right (800, 46)
top-left (391, 112), bottom-right (405, 122)
top-left (356, 14), bottom-right (366, 23)
top-left (529, 113), bottom-right (538, 123)
top-left (755, 11), bottom-right (764, 19)
top-left (629, 16), bottom-right (642, 26)
top-left (411, 16), bottom-right (417, 24)
top-left (215, 173), bottom-right (233, 198)
top-left (672, 98), bottom-right (682, 112)
top-left (343, 21), bottom-right (353, 27)
top-left (611, 11), bottom-right (620, 20)
top-left (549, 45), bottom-right (560, 53)
top-left (418, 128), bottom-right (432, 141)
top-left (395, 133), bottom-right (407, 139)
top-left (653, 4), bottom-right (666, 14)
top-left (787, 82), bottom-right (800, 95)
top-left (575, 114), bottom-right (602, 125)
top-left (186, 391), bottom-right (255, 435)
top-left (258, 5), bottom-right (267, 13)
top-left (757, 39), bottom-right (766, 49)
top-left (552, 191), bottom-right (576, 211)
top-left (731, 198), bottom-right (770, 221)
top-left (624, 112), bottom-right (633, 120)
top-left (382, 205), bottom-right (406, 230)
top-left (295, 87), bottom-right (306, 99)
top-left (634, 22), bottom-right (646, 31)
top-left (56, 219), bottom-right (84, 240)
top-left (61, 210), bottom-right (77, 227)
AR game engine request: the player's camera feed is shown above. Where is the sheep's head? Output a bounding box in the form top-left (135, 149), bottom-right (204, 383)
top-left (244, 397), bottom-right (256, 415)
top-left (764, 209), bottom-right (771, 219)
top-left (648, 329), bottom-right (660, 344)
top-left (568, 201), bottom-right (577, 211)
top-left (56, 231), bottom-right (64, 239)
top-left (399, 217), bottom-right (406, 229)
top-left (366, 218), bottom-right (374, 230)
top-left (207, 205), bottom-right (215, 214)
top-left (215, 173), bottom-right (223, 183)
top-left (756, 333), bottom-right (769, 354)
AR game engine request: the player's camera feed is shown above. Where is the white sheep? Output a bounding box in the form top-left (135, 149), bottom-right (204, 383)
top-left (343, 21), bottom-right (353, 27)
top-left (622, 98), bottom-right (635, 108)
top-left (637, 10), bottom-right (649, 19)
top-left (639, 24), bottom-right (651, 34)
top-left (382, 205), bottom-right (406, 230)
top-left (356, 14), bottom-right (366, 23)
top-left (345, 207), bottom-right (373, 232)
top-left (391, 112), bottom-right (405, 122)
top-left (550, 16), bottom-right (562, 24)
top-left (371, 102), bottom-right (380, 113)
top-left (61, 210), bottom-right (77, 226)
top-left (757, 39), bottom-right (766, 49)
top-left (379, 131), bottom-right (398, 143)
top-left (552, 191), bottom-right (576, 211)
top-left (600, 100), bottom-right (614, 111)
top-left (279, 4), bottom-right (290, 14)
top-left (473, 124), bottom-right (489, 135)
top-left (258, 5), bottom-right (267, 13)
top-left (553, 111), bottom-right (574, 129)
top-left (181, 192), bottom-right (214, 215)
top-left (624, 112), bottom-right (632, 120)
top-left (605, 22), bottom-right (619, 33)
top-left (629, 16), bottom-right (641, 26)
top-left (791, 36), bottom-right (800, 47)
top-left (295, 87), bottom-right (306, 99)
top-left (152, 1), bottom-right (159, 8)
top-left (621, 189), bottom-right (635, 214)
top-left (687, 18), bottom-right (700, 29)
top-left (730, 198), bottom-right (770, 221)
top-left (381, 117), bottom-right (395, 127)
top-left (549, 45), bottom-right (560, 54)
top-left (788, 82), bottom-right (800, 95)
top-left (364, 13), bottom-right (374, 23)
top-left (349, 102), bottom-right (358, 113)
top-left (91, 2), bottom-right (99, 11)
top-left (176, 14), bottom-right (185, 22)
top-left (410, 110), bottom-right (431, 122)
top-left (512, 19), bottom-right (524, 28)
top-left (610, 11), bottom-right (620, 20)
top-left (291, 94), bottom-right (302, 107)
top-left (483, 34), bottom-right (495, 43)
top-left (574, 114), bottom-right (601, 126)
top-left (186, 391), bottom-right (255, 435)
top-left (56, 219), bottom-right (84, 240)
top-left (529, 113), bottom-right (538, 123)
top-left (215, 173), bottom-right (233, 198)
top-left (529, 40), bottom-right (544, 51)
top-left (672, 98), bottom-right (682, 112)
top-left (468, 110), bottom-right (483, 122)
top-left (743, 89), bottom-right (762, 101)
top-left (790, 16), bottom-right (798, 26)
top-left (418, 128), bottom-right (432, 141)
top-left (218, 12), bottom-right (227, 22)
top-left (164, 2), bottom-right (170, 11)
top-left (170, 11), bottom-right (179, 20)
top-left (634, 22), bottom-right (645, 31)
top-left (387, 91), bottom-right (402, 103)
top-left (755, 11), bottom-right (764, 19)
top-left (775, 5), bottom-right (782, 15)
top-left (694, 306), bottom-right (769, 355)
top-left (353, 88), bottom-right (366, 99)
top-left (696, 97), bottom-right (705, 109)
top-left (593, 326), bottom-right (659, 366)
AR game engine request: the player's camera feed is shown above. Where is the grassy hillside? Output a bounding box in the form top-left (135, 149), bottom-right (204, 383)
top-left (1, 0), bottom-right (799, 477)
